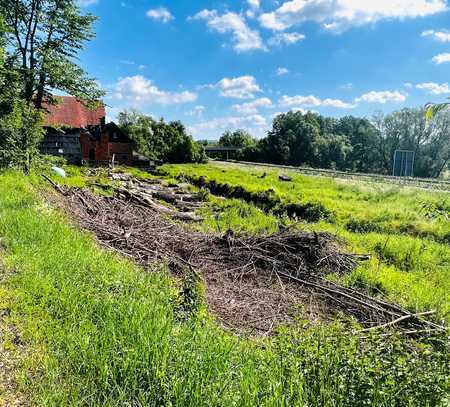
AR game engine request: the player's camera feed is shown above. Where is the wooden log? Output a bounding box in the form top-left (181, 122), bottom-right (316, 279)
top-left (117, 187), bottom-right (203, 222)
top-left (358, 311), bottom-right (438, 333)
top-left (279, 174), bottom-right (292, 182)
top-left (42, 174), bottom-right (68, 196)
top-left (153, 191), bottom-right (178, 204)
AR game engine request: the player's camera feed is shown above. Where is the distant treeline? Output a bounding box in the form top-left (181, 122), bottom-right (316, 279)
top-left (210, 108), bottom-right (450, 179)
top-left (118, 110), bottom-right (207, 164)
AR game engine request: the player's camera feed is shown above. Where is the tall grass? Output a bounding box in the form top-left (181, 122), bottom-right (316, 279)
top-left (0, 171), bottom-right (448, 406)
top-left (160, 163), bottom-right (450, 319)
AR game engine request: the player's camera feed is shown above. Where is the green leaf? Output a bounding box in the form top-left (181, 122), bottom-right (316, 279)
top-left (425, 102), bottom-right (450, 120)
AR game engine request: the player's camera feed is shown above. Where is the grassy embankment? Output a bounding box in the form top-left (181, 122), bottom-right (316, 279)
top-left (0, 170), bottom-right (448, 405)
top-left (160, 162), bottom-right (450, 321)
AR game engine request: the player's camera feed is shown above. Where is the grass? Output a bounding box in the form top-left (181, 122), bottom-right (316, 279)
top-left (0, 170), bottom-right (448, 406)
top-left (159, 162), bottom-right (450, 320)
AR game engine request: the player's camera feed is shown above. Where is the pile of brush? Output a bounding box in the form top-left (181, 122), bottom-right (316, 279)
top-left (46, 177), bottom-right (446, 336)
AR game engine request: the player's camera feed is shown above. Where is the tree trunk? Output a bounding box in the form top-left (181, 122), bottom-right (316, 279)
top-left (34, 70), bottom-right (46, 109)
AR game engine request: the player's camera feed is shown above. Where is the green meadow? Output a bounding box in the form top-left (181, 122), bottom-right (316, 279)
top-left (0, 167), bottom-right (448, 406)
top-left (161, 162), bottom-right (450, 320)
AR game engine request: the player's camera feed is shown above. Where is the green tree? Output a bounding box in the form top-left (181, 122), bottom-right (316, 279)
top-left (219, 129), bottom-right (256, 148)
top-left (372, 108), bottom-right (450, 177)
top-left (335, 116), bottom-right (380, 173)
top-left (0, 99), bottom-right (44, 173)
top-left (118, 110), bottom-right (164, 160)
top-left (261, 111), bottom-right (322, 166)
top-left (0, 16), bottom-right (20, 114)
top-left (0, 16), bottom-right (43, 173)
top-left (0, 0), bottom-right (104, 108)
top-left (118, 110), bottom-right (206, 164)
top-left (313, 133), bottom-right (352, 170)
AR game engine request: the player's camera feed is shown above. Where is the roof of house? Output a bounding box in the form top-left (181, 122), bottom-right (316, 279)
top-left (43, 96), bottom-right (106, 128)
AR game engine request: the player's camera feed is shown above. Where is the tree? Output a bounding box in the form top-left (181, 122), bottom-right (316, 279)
top-left (0, 0), bottom-right (104, 108)
top-left (0, 16), bottom-right (43, 173)
top-left (219, 129), bottom-right (256, 148)
top-left (313, 133), bottom-right (352, 170)
top-left (118, 110), bottom-right (206, 164)
top-left (335, 116), bottom-right (380, 173)
top-left (372, 108), bottom-right (450, 177)
top-left (0, 99), bottom-right (44, 173)
top-left (118, 110), bottom-right (165, 160)
top-left (0, 16), bottom-right (20, 114)
top-left (261, 111), bottom-right (322, 166)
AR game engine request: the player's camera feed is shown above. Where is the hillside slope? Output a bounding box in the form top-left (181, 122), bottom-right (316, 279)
top-left (0, 170), bottom-right (448, 406)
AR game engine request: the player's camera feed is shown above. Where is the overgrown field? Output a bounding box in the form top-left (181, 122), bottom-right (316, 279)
top-left (160, 162), bottom-right (450, 321)
top-left (0, 169), bottom-right (448, 406)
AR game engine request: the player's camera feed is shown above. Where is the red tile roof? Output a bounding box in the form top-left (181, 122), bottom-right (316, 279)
top-left (43, 96), bottom-right (106, 128)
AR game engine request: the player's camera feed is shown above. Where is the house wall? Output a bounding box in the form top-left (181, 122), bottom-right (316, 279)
top-left (40, 132), bottom-right (82, 164)
top-left (109, 142), bottom-right (133, 165)
top-left (80, 131), bottom-right (133, 165)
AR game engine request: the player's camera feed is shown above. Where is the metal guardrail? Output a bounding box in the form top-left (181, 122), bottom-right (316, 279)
top-left (217, 160), bottom-right (450, 192)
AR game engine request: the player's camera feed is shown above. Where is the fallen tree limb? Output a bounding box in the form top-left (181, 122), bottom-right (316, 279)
top-left (42, 174), bottom-right (67, 196)
top-left (117, 187), bottom-right (203, 222)
top-left (358, 311), bottom-right (437, 333)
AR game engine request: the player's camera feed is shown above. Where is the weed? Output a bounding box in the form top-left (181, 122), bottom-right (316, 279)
top-left (346, 218), bottom-right (383, 233)
top-left (175, 270), bottom-right (204, 321)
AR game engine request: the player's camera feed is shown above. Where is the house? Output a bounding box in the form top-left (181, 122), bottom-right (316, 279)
top-left (40, 96), bottom-right (133, 165)
top-left (79, 122), bottom-right (133, 165)
top-left (40, 128), bottom-right (83, 164)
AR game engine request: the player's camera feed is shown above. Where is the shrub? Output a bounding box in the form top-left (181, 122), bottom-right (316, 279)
top-left (282, 201), bottom-right (335, 222)
top-left (346, 218), bottom-right (383, 233)
top-left (0, 100), bottom-right (44, 173)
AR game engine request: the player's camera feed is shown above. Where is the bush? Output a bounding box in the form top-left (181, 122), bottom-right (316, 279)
top-left (346, 218), bottom-right (383, 233)
top-left (280, 201), bottom-right (335, 222)
top-left (0, 100), bottom-right (44, 173)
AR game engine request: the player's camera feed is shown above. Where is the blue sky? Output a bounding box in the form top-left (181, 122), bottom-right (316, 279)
top-left (78, 0), bottom-right (450, 139)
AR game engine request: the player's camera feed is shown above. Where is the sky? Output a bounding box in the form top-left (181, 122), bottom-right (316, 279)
top-left (77, 0), bottom-right (450, 140)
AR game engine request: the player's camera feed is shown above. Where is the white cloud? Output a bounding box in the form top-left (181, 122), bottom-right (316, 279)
top-left (271, 108), bottom-right (317, 118)
top-left (421, 29), bottom-right (450, 42)
top-left (355, 90), bottom-right (407, 104)
top-left (339, 82), bottom-right (353, 90)
top-left (259, 0), bottom-right (447, 32)
top-left (232, 97), bottom-right (273, 114)
top-left (268, 32), bottom-right (305, 46)
top-left (279, 94), bottom-right (356, 109)
top-left (276, 67), bottom-right (290, 76)
top-left (247, 0), bottom-right (261, 8)
top-left (403, 82), bottom-right (414, 88)
top-left (188, 114), bottom-right (268, 138)
top-left (77, 0), bottom-right (98, 6)
top-left (112, 75), bottom-right (197, 105)
top-left (186, 105), bottom-right (206, 117)
top-left (191, 9), bottom-right (265, 52)
top-left (146, 7), bottom-right (174, 23)
top-left (432, 52), bottom-right (450, 64)
top-left (212, 75), bottom-right (262, 99)
top-left (416, 82), bottom-right (450, 94)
